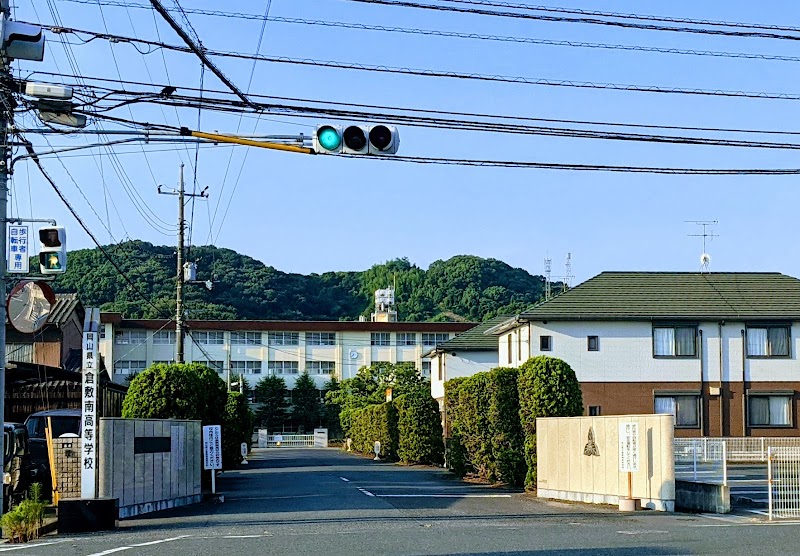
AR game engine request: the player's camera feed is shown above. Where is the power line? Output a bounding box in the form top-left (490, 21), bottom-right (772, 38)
top-left (36, 28), bottom-right (800, 102)
top-left (346, 0), bottom-right (800, 42)
top-left (23, 139), bottom-right (172, 319)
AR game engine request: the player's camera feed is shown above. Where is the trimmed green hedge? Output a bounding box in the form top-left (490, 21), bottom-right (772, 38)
top-left (518, 356), bottom-right (583, 490)
top-left (444, 367), bottom-right (524, 485)
top-left (395, 390), bottom-right (444, 465)
top-left (349, 402), bottom-right (398, 459)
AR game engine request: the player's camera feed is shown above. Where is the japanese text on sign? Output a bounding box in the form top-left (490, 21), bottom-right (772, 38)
top-left (618, 422), bottom-right (639, 472)
top-left (81, 308), bottom-right (100, 498)
top-left (203, 425), bottom-right (222, 470)
top-left (7, 225), bottom-right (29, 274)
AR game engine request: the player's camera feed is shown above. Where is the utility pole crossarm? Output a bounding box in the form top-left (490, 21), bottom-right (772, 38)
top-left (179, 128), bottom-right (315, 154)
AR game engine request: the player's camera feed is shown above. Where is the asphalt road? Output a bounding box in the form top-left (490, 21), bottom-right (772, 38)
top-left (14, 448), bottom-right (800, 556)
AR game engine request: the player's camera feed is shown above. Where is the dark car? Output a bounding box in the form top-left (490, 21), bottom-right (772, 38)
top-left (3, 423), bottom-right (34, 511)
top-left (24, 409), bottom-right (81, 496)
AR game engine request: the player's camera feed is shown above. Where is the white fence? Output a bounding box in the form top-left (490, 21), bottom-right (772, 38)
top-left (768, 447), bottom-right (800, 520)
top-left (252, 429), bottom-right (328, 448)
top-left (675, 437), bottom-right (800, 464)
top-left (674, 438), bottom-right (728, 485)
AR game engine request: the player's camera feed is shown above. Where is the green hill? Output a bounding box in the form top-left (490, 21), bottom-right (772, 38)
top-left (47, 241), bottom-right (552, 321)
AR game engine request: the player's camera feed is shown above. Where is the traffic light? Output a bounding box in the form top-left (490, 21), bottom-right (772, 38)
top-left (38, 227), bottom-right (66, 274)
top-left (313, 124), bottom-right (400, 155)
top-left (0, 18), bottom-right (44, 61)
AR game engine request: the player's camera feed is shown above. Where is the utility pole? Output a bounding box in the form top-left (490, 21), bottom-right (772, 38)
top-left (158, 164), bottom-right (207, 363)
top-left (0, 4), bottom-right (10, 523)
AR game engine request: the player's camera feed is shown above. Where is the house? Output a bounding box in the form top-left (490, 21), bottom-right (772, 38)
top-left (6, 293), bottom-right (84, 369)
top-left (487, 272), bottom-right (800, 438)
top-left (427, 316), bottom-right (509, 407)
top-left (98, 314), bottom-right (476, 388)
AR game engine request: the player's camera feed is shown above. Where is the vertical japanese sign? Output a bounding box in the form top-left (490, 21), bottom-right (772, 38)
top-left (618, 421), bottom-right (640, 472)
top-left (81, 307), bottom-right (100, 498)
top-left (203, 425), bottom-right (222, 470)
top-left (7, 225), bottom-right (29, 274)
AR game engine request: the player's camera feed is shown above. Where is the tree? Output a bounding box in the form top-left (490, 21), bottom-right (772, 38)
top-left (122, 363), bottom-right (226, 427)
top-left (322, 377), bottom-right (342, 438)
top-left (253, 375), bottom-right (288, 432)
top-left (223, 392), bottom-right (254, 468)
top-left (327, 362), bottom-right (426, 413)
top-left (517, 356), bottom-right (583, 489)
top-left (291, 372), bottom-right (321, 433)
top-left (230, 374), bottom-right (252, 399)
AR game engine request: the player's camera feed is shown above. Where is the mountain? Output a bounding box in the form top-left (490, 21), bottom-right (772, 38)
top-left (47, 241), bottom-right (551, 321)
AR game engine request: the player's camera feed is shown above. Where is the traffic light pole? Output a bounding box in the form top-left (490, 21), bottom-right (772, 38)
top-left (0, 1), bottom-right (11, 524)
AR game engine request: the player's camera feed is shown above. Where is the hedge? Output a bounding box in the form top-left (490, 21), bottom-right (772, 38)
top-left (395, 390), bottom-right (444, 465)
top-left (444, 367), bottom-right (524, 485)
top-left (518, 356), bottom-right (583, 490)
top-left (349, 402), bottom-right (398, 459)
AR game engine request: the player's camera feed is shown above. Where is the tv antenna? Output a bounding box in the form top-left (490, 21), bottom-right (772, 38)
top-left (686, 220), bottom-right (718, 273)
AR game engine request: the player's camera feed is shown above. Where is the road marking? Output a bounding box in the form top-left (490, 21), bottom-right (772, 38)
top-left (617, 530), bottom-right (668, 535)
top-left (84, 535), bottom-right (189, 556)
top-left (744, 509), bottom-right (771, 516)
top-left (375, 494), bottom-right (512, 498)
top-left (358, 488), bottom-right (375, 497)
top-left (0, 539), bottom-right (72, 552)
top-left (340, 477), bottom-right (350, 482)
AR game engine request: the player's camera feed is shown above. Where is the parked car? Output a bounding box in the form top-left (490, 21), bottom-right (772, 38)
top-left (24, 409), bottom-right (81, 498)
top-left (3, 423), bottom-right (36, 512)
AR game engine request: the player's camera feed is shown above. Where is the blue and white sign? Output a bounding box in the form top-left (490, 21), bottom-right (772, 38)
top-left (7, 225), bottom-right (29, 274)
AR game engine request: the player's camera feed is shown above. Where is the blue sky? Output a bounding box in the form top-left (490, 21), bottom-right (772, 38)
top-left (11, 0), bottom-right (800, 284)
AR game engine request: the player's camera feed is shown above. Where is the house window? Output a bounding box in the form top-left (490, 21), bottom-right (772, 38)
top-left (587, 336), bottom-right (599, 351)
top-left (588, 406), bottom-right (601, 416)
top-left (421, 361), bottom-right (431, 377)
top-left (6, 343), bottom-right (33, 364)
top-left (231, 332), bottom-right (261, 345)
top-left (747, 326), bottom-right (790, 357)
top-left (268, 361), bottom-right (299, 375)
top-left (749, 395), bottom-right (792, 426)
top-left (307, 332), bottom-right (336, 346)
top-left (517, 331), bottom-right (522, 360)
top-left (540, 335), bottom-right (552, 352)
top-left (371, 333), bottom-right (391, 346)
top-left (398, 333), bottom-right (416, 346)
top-left (114, 330), bottom-right (147, 345)
top-left (306, 361), bottom-right (335, 375)
top-left (422, 333), bottom-right (449, 346)
top-left (653, 326), bottom-right (696, 357)
top-left (152, 330), bottom-right (175, 345)
top-left (654, 395), bottom-right (699, 427)
top-left (198, 360), bottom-right (224, 373)
top-left (231, 361), bottom-right (262, 375)
top-left (268, 332), bottom-right (299, 346)
top-left (152, 360), bottom-right (172, 366)
top-left (113, 360), bottom-right (147, 375)
top-left (195, 331), bottom-right (224, 345)
top-left (507, 334), bottom-right (512, 364)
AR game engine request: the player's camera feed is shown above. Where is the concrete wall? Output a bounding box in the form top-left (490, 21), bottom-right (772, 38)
top-left (675, 480), bottom-right (730, 514)
top-left (98, 418), bottom-right (201, 518)
top-left (536, 414), bottom-right (675, 511)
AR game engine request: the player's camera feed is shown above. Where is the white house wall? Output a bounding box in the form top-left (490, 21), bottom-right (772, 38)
top-left (430, 350), bottom-right (499, 401)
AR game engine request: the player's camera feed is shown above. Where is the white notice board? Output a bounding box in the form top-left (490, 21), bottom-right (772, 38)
top-left (203, 425), bottom-right (222, 470)
top-left (618, 422), bottom-right (639, 472)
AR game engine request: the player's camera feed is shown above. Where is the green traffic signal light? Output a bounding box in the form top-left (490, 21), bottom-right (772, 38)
top-left (317, 126), bottom-right (341, 151)
top-left (40, 253), bottom-right (61, 270)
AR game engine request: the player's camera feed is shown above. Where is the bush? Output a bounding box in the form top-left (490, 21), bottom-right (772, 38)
top-left (518, 356), bottom-right (583, 490)
top-left (349, 402), bottom-right (398, 459)
top-left (444, 368), bottom-right (524, 485)
top-left (222, 392), bottom-right (254, 468)
top-left (2, 483), bottom-right (45, 543)
top-left (122, 363), bottom-right (226, 427)
top-left (395, 388), bottom-right (444, 465)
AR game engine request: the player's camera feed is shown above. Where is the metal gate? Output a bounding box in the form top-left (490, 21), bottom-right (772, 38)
top-left (768, 447), bottom-right (800, 520)
top-left (257, 432), bottom-right (315, 448)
